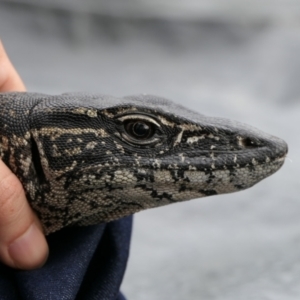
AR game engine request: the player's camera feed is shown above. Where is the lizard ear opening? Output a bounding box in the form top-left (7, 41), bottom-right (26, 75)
top-left (31, 137), bottom-right (47, 185)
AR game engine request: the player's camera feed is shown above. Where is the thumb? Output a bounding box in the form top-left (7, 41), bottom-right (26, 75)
top-left (0, 160), bottom-right (48, 269)
top-left (0, 40), bottom-right (26, 92)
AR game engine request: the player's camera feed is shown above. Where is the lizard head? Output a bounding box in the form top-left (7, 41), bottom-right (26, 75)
top-left (27, 93), bottom-right (287, 233)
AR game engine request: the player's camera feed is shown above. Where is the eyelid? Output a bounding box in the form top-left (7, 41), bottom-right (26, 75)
top-left (117, 114), bottom-right (161, 128)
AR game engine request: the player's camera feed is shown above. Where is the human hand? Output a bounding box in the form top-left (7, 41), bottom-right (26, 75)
top-left (0, 41), bottom-right (48, 269)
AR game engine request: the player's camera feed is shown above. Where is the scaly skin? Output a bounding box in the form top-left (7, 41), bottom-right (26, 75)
top-left (0, 92), bottom-right (287, 234)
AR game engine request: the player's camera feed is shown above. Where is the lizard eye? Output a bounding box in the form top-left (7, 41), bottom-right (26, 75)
top-left (116, 114), bottom-right (162, 146)
top-left (125, 120), bottom-right (154, 140)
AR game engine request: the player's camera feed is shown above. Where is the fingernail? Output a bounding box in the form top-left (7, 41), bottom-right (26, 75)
top-left (8, 223), bottom-right (48, 269)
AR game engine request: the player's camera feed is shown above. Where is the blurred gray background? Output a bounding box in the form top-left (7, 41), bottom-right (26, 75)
top-left (0, 1), bottom-right (299, 299)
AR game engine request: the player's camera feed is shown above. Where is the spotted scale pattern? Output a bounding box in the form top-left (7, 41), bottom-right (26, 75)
top-left (0, 92), bottom-right (287, 234)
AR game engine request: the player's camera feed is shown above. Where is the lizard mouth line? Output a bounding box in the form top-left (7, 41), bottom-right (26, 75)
top-left (78, 155), bottom-right (286, 174)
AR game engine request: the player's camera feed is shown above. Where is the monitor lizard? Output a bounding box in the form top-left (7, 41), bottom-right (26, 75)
top-left (0, 92), bottom-right (288, 234)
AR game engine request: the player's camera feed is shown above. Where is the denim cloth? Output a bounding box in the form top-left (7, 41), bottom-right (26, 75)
top-left (0, 216), bottom-right (133, 300)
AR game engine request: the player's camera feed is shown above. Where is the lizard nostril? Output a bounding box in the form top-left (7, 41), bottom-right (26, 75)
top-left (238, 136), bottom-right (259, 149)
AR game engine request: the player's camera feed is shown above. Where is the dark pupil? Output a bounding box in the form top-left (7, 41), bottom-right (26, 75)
top-left (132, 122), bottom-right (151, 138)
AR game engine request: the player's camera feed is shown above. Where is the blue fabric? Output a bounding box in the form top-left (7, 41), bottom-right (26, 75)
top-left (0, 216), bottom-right (133, 300)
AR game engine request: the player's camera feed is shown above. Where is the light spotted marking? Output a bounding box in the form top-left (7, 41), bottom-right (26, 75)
top-left (178, 153), bottom-right (185, 163)
top-left (167, 163), bottom-right (179, 170)
top-left (114, 141), bottom-right (125, 153)
top-left (25, 131), bottom-right (30, 139)
top-left (266, 157), bottom-right (270, 163)
top-left (64, 160), bottom-right (77, 172)
top-left (210, 145), bottom-right (216, 150)
top-left (188, 165), bottom-right (197, 171)
top-left (31, 127), bottom-right (109, 140)
top-left (102, 110), bottom-right (115, 118)
top-left (233, 155), bottom-right (237, 163)
top-left (9, 150), bottom-right (17, 173)
top-left (252, 158), bottom-right (258, 165)
top-left (134, 158), bottom-right (141, 166)
top-left (103, 107), bottom-right (138, 118)
top-left (64, 147), bottom-right (82, 156)
top-left (87, 110), bottom-right (97, 118)
top-left (72, 107), bottom-right (98, 118)
top-left (237, 136), bottom-right (243, 147)
top-left (52, 144), bottom-right (62, 157)
top-left (186, 135), bottom-right (206, 144)
top-left (86, 141), bottom-right (98, 150)
top-left (111, 170), bottom-right (135, 185)
top-left (11, 134), bottom-right (28, 147)
top-left (19, 156), bottom-right (32, 176)
top-left (156, 115), bottom-right (175, 127)
top-left (34, 139), bottom-right (45, 156)
top-left (9, 109), bottom-right (16, 117)
top-left (179, 123), bottom-right (202, 132)
top-left (112, 157), bottom-right (120, 163)
top-left (174, 129), bottom-right (184, 146)
top-left (152, 159), bottom-right (161, 168)
top-left (40, 156), bottom-right (49, 169)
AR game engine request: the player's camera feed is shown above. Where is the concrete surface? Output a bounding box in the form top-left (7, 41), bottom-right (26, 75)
top-left (0, 3), bottom-right (299, 299)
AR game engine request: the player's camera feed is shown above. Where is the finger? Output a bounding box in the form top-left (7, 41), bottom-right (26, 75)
top-left (0, 41), bottom-right (48, 269)
top-left (0, 40), bottom-right (26, 92)
top-left (0, 160), bottom-right (48, 269)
